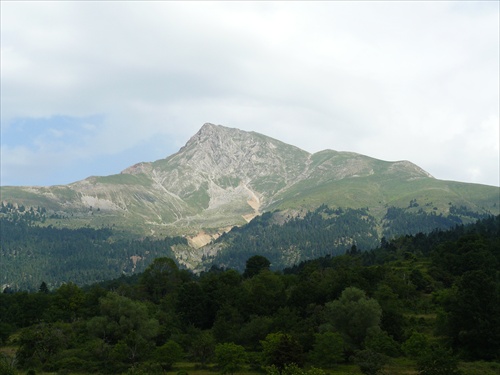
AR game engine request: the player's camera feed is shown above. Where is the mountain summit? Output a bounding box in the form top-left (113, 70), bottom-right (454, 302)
top-left (2, 123), bottom-right (498, 245)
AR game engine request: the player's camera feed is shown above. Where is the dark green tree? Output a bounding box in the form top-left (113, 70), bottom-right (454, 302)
top-left (189, 330), bottom-right (215, 367)
top-left (212, 304), bottom-right (245, 343)
top-left (0, 323), bottom-right (14, 346)
top-left (176, 281), bottom-right (210, 328)
top-left (139, 258), bottom-right (182, 303)
top-left (215, 342), bottom-right (247, 375)
top-left (243, 255), bottom-right (271, 278)
top-left (0, 352), bottom-right (17, 375)
top-left (444, 270), bottom-right (500, 360)
top-left (261, 333), bottom-right (304, 370)
top-left (16, 322), bottom-right (72, 370)
top-left (238, 315), bottom-right (273, 350)
top-left (351, 349), bottom-right (388, 375)
top-left (416, 345), bottom-right (461, 375)
top-left (200, 269), bottom-right (244, 326)
top-left (364, 327), bottom-right (400, 357)
top-left (86, 292), bottom-right (158, 365)
top-left (373, 282), bottom-right (406, 342)
top-left (38, 281), bottom-right (49, 294)
top-left (401, 332), bottom-right (430, 359)
top-left (153, 340), bottom-right (184, 370)
top-left (48, 282), bottom-right (85, 322)
top-left (243, 270), bottom-right (286, 316)
top-left (323, 287), bottom-right (382, 350)
top-left (308, 332), bottom-right (344, 368)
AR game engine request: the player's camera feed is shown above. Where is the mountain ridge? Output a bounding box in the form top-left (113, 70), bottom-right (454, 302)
top-left (1, 123), bottom-right (498, 253)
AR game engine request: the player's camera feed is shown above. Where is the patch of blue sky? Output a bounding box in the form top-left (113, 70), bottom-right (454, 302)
top-left (46, 133), bottom-right (177, 184)
top-left (2, 114), bottom-right (104, 149)
top-left (1, 114), bottom-right (178, 186)
top-left (95, 135), bottom-right (178, 174)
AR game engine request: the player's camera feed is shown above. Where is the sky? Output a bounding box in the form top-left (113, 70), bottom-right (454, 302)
top-left (1, 1), bottom-right (499, 187)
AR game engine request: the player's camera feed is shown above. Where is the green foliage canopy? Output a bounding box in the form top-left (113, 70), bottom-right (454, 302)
top-left (215, 342), bottom-right (247, 375)
top-left (323, 287), bottom-right (382, 350)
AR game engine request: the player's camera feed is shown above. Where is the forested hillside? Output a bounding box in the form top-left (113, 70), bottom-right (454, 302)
top-left (1, 216), bottom-right (499, 375)
top-left (1, 202), bottom-right (491, 289)
top-left (203, 206), bottom-right (379, 271)
top-left (0, 216), bottom-right (187, 291)
top-left (204, 204), bottom-right (490, 271)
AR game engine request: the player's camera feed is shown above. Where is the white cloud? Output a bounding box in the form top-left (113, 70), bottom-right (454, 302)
top-left (1, 1), bottom-right (499, 186)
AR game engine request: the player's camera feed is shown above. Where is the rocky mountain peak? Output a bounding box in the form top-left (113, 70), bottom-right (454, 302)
top-left (3, 122), bottom-right (495, 249)
top-left (184, 123), bottom-right (239, 149)
top-left (188, 122), bottom-right (220, 142)
top-left (174, 124), bottom-right (307, 180)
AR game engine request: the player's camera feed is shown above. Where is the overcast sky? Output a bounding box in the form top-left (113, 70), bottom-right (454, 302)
top-left (1, 1), bottom-right (499, 187)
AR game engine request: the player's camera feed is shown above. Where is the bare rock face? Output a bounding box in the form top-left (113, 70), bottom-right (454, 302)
top-left (177, 123), bottom-right (309, 181)
top-left (122, 123), bottom-right (433, 218)
top-left (140, 123), bottom-right (311, 208)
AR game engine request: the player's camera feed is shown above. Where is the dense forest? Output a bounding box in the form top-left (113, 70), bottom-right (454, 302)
top-left (1, 216), bottom-right (499, 375)
top-left (1, 201), bottom-right (489, 289)
top-left (205, 207), bottom-right (379, 270)
top-left (0, 217), bottom-right (186, 291)
top-left (205, 204), bottom-right (488, 271)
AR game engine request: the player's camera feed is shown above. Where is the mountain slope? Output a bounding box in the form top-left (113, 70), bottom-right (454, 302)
top-left (1, 123), bottom-right (499, 246)
top-left (200, 205), bottom-right (497, 272)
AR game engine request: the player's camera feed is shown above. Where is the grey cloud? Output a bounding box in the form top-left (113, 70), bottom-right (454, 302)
top-left (1, 1), bottom-right (498, 186)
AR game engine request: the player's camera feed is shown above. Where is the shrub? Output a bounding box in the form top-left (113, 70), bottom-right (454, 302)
top-left (215, 342), bottom-right (247, 375)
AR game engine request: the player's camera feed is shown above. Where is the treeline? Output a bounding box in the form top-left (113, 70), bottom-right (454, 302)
top-left (0, 217), bottom-right (187, 290)
top-left (0, 202), bottom-right (48, 224)
top-left (382, 206), bottom-right (469, 238)
top-left (0, 216), bottom-right (498, 375)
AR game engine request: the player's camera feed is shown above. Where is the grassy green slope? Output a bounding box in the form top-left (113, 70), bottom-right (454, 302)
top-left (271, 170), bottom-right (499, 221)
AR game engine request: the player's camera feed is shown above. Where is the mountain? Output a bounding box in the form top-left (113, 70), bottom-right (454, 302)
top-left (1, 123), bottom-right (499, 265)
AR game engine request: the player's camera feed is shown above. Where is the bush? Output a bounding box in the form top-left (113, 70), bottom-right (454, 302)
top-left (364, 328), bottom-right (401, 357)
top-left (402, 332), bottom-right (430, 359)
top-left (261, 333), bottom-right (304, 370)
top-left (215, 342), bottom-right (247, 375)
top-left (126, 362), bottom-right (164, 375)
top-left (0, 353), bottom-right (17, 375)
top-left (53, 356), bottom-right (87, 372)
top-left (265, 364), bottom-right (327, 375)
top-left (351, 349), bottom-right (388, 375)
top-left (416, 345), bottom-right (462, 375)
top-left (308, 332), bottom-right (344, 368)
top-left (154, 340), bottom-right (184, 370)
